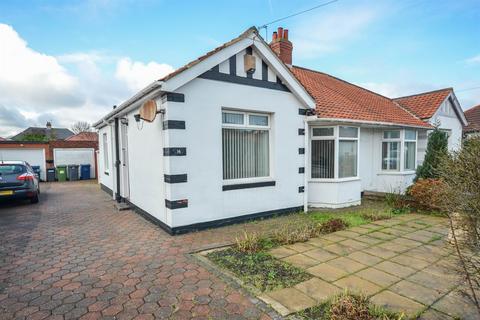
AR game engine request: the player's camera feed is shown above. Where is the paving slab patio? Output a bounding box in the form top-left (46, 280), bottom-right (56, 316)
top-left (262, 213), bottom-right (474, 318)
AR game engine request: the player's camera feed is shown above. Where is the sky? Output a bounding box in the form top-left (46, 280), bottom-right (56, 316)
top-left (0, 0), bottom-right (479, 137)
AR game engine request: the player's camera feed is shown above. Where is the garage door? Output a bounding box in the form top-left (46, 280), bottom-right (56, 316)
top-left (53, 148), bottom-right (96, 178)
top-left (0, 148), bottom-right (46, 181)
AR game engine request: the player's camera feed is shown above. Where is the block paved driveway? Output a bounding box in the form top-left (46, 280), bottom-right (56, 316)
top-left (0, 181), bottom-right (273, 320)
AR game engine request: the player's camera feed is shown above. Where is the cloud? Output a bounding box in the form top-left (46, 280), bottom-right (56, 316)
top-left (465, 54), bottom-right (480, 65)
top-left (0, 24), bottom-right (175, 138)
top-left (0, 24), bottom-right (84, 110)
top-left (293, 6), bottom-right (379, 58)
top-left (115, 58), bottom-right (174, 92)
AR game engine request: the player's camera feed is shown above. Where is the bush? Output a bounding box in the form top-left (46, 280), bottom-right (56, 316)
top-left (384, 191), bottom-right (410, 214)
top-left (415, 127), bottom-right (448, 181)
top-left (408, 178), bottom-right (446, 210)
top-left (271, 222), bottom-right (322, 245)
top-left (318, 218), bottom-right (348, 234)
top-left (329, 293), bottom-right (373, 320)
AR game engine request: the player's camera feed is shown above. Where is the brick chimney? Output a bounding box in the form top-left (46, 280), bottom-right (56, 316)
top-left (269, 27), bottom-right (293, 66)
top-left (46, 121), bottom-right (52, 129)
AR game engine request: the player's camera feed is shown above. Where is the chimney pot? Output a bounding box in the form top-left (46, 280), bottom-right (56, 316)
top-left (46, 121), bottom-right (52, 129)
top-left (269, 26), bottom-right (293, 66)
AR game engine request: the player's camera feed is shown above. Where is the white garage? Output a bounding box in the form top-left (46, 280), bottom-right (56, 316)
top-left (0, 148), bottom-right (47, 181)
top-left (53, 148), bottom-right (96, 179)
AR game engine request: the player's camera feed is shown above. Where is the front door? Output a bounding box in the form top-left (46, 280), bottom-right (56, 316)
top-left (120, 122), bottom-right (130, 199)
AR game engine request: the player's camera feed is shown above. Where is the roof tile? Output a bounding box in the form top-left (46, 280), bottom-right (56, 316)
top-left (464, 104), bottom-right (480, 133)
top-left (393, 88), bottom-right (452, 119)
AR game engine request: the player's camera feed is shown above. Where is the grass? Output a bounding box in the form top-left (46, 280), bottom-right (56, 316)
top-left (294, 292), bottom-right (406, 320)
top-left (308, 200), bottom-right (399, 227)
top-left (206, 248), bottom-right (311, 292)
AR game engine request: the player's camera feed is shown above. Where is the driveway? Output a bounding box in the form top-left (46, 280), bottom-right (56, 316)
top-left (0, 181), bottom-right (272, 320)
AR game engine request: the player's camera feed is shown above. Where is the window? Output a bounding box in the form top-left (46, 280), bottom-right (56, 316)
top-left (382, 130), bottom-right (400, 171)
top-left (404, 130), bottom-right (416, 170)
top-left (381, 129), bottom-right (417, 171)
top-left (102, 133), bottom-right (109, 171)
top-left (311, 126), bottom-right (358, 179)
top-left (339, 127), bottom-right (358, 178)
top-left (222, 111), bottom-right (270, 180)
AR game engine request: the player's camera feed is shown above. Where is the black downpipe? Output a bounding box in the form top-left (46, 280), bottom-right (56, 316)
top-left (114, 118), bottom-right (121, 202)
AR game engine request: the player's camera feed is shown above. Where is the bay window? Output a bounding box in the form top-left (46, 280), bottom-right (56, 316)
top-left (311, 126), bottom-right (359, 179)
top-left (404, 130), bottom-right (417, 170)
top-left (222, 111), bottom-right (270, 181)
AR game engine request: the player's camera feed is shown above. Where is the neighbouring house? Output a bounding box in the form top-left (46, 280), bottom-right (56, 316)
top-left (0, 137), bottom-right (6, 141)
top-left (66, 132), bottom-right (99, 142)
top-left (11, 121), bottom-right (74, 141)
top-left (394, 88), bottom-right (467, 151)
top-left (464, 104), bottom-right (480, 138)
top-left (94, 27), bottom-right (464, 234)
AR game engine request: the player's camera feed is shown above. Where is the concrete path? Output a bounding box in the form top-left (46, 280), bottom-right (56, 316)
top-left (264, 214), bottom-right (478, 319)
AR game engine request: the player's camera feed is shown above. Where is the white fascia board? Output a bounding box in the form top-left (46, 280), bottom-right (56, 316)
top-left (447, 92), bottom-right (468, 126)
top-left (308, 117), bottom-right (432, 129)
top-left (250, 36), bottom-right (316, 109)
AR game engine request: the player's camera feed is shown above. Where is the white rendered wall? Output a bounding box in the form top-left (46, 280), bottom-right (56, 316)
top-left (97, 125), bottom-right (114, 193)
top-left (123, 109), bottom-right (168, 225)
top-left (165, 77), bottom-right (306, 228)
top-left (308, 179), bottom-right (361, 208)
top-left (429, 98), bottom-right (463, 151)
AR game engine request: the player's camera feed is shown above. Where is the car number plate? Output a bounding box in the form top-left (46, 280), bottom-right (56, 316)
top-left (0, 190), bottom-right (13, 196)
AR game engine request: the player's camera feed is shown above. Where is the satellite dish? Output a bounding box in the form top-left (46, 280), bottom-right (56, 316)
top-left (139, 100), bottom-right (157, 122)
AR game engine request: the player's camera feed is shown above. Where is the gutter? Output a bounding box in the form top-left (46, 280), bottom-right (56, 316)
top-left (93, 80), bottom-right (163, 128)
top-left (307, 116), bottom-right (433, 129)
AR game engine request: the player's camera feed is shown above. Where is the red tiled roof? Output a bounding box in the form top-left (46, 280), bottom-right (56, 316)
top-left (393, 88), bottom-right (452, 119)
top-left (66, 132), bottom-right (98, 142)
top-left (464, 104), bottom-right (480, 133)
top-left (291, 66), bottom-right (431, 128)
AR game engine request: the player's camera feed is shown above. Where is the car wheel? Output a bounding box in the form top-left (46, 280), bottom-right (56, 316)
top-left (30, 193), bottom-right (39, 204)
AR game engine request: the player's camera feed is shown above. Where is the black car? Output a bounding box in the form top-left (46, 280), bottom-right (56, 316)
top-left (0, 161), bottom-right (40, 204)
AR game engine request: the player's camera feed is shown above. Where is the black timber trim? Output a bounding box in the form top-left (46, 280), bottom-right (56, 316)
top-left (163, 147), bottom-right (186, 156)
top-left (163, 92), bottom-right (185, 103)
top-left (165, 199), bottom-right (188, 209)
top-left (172, 205), bottom-right (304, 235)
top-left (100, 183), bottom-right (113, 196)
top-left (127, 199), bottom-right (303, 236)
top-left (229, 55), bottom-right (236, 75)
top-left (299, 167), bottom-right (305, 174)
top-left (125, 199), bottom-right (174, 235)
top-left (299, 108), bottom-right (308, 115)
top-left (299, 148), bottom-right (305, 155)
top-left (199, 69), bottom-right (290, 92)
top-left (298, 128), bottom-right (305, 135)
top-left (262, 61), bottom-right (268, 81)
top-left (164, 174), bottom-right (187, 183)
top-left (163, 120), bottom-right (186, 130)
top-left (222, 181), bottom-right (275, 191)
top-left (299, 186), bottom-right (305, 193)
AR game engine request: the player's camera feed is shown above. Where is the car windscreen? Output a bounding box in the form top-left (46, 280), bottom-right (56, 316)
top-left (0, 164), bottom-right (27, 175)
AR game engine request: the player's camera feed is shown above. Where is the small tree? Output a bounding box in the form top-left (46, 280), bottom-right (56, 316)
top-left (438, 137), bottom-right (480, 314)
top-left (71, 121), bottom-right (91, 134)
top-left (415, 127), bottom-right (448, 181)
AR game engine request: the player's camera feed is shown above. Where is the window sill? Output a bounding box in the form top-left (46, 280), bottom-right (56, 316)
top-left (377, 171), bottom-right (415, 176)
top-left (309, 177), bottom-right (360, 183)
top-left (222, 181), bottom-right (276, 191)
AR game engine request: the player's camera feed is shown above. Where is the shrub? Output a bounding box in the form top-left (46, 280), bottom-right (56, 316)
top-left (329, 293), bottom-right (373, 320)
top-left (271, 222), bottom-right (322, 245)
top-left (415, 127), bottom-right (448, 181)
top-left (318, 218), bottom-right (348, 234)
top-left (408, 178), bottom-right (446, 210)
top-left (384, 190), bottom-right (410, 214)
top-left (235, 231), bottom-right (275, 253)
